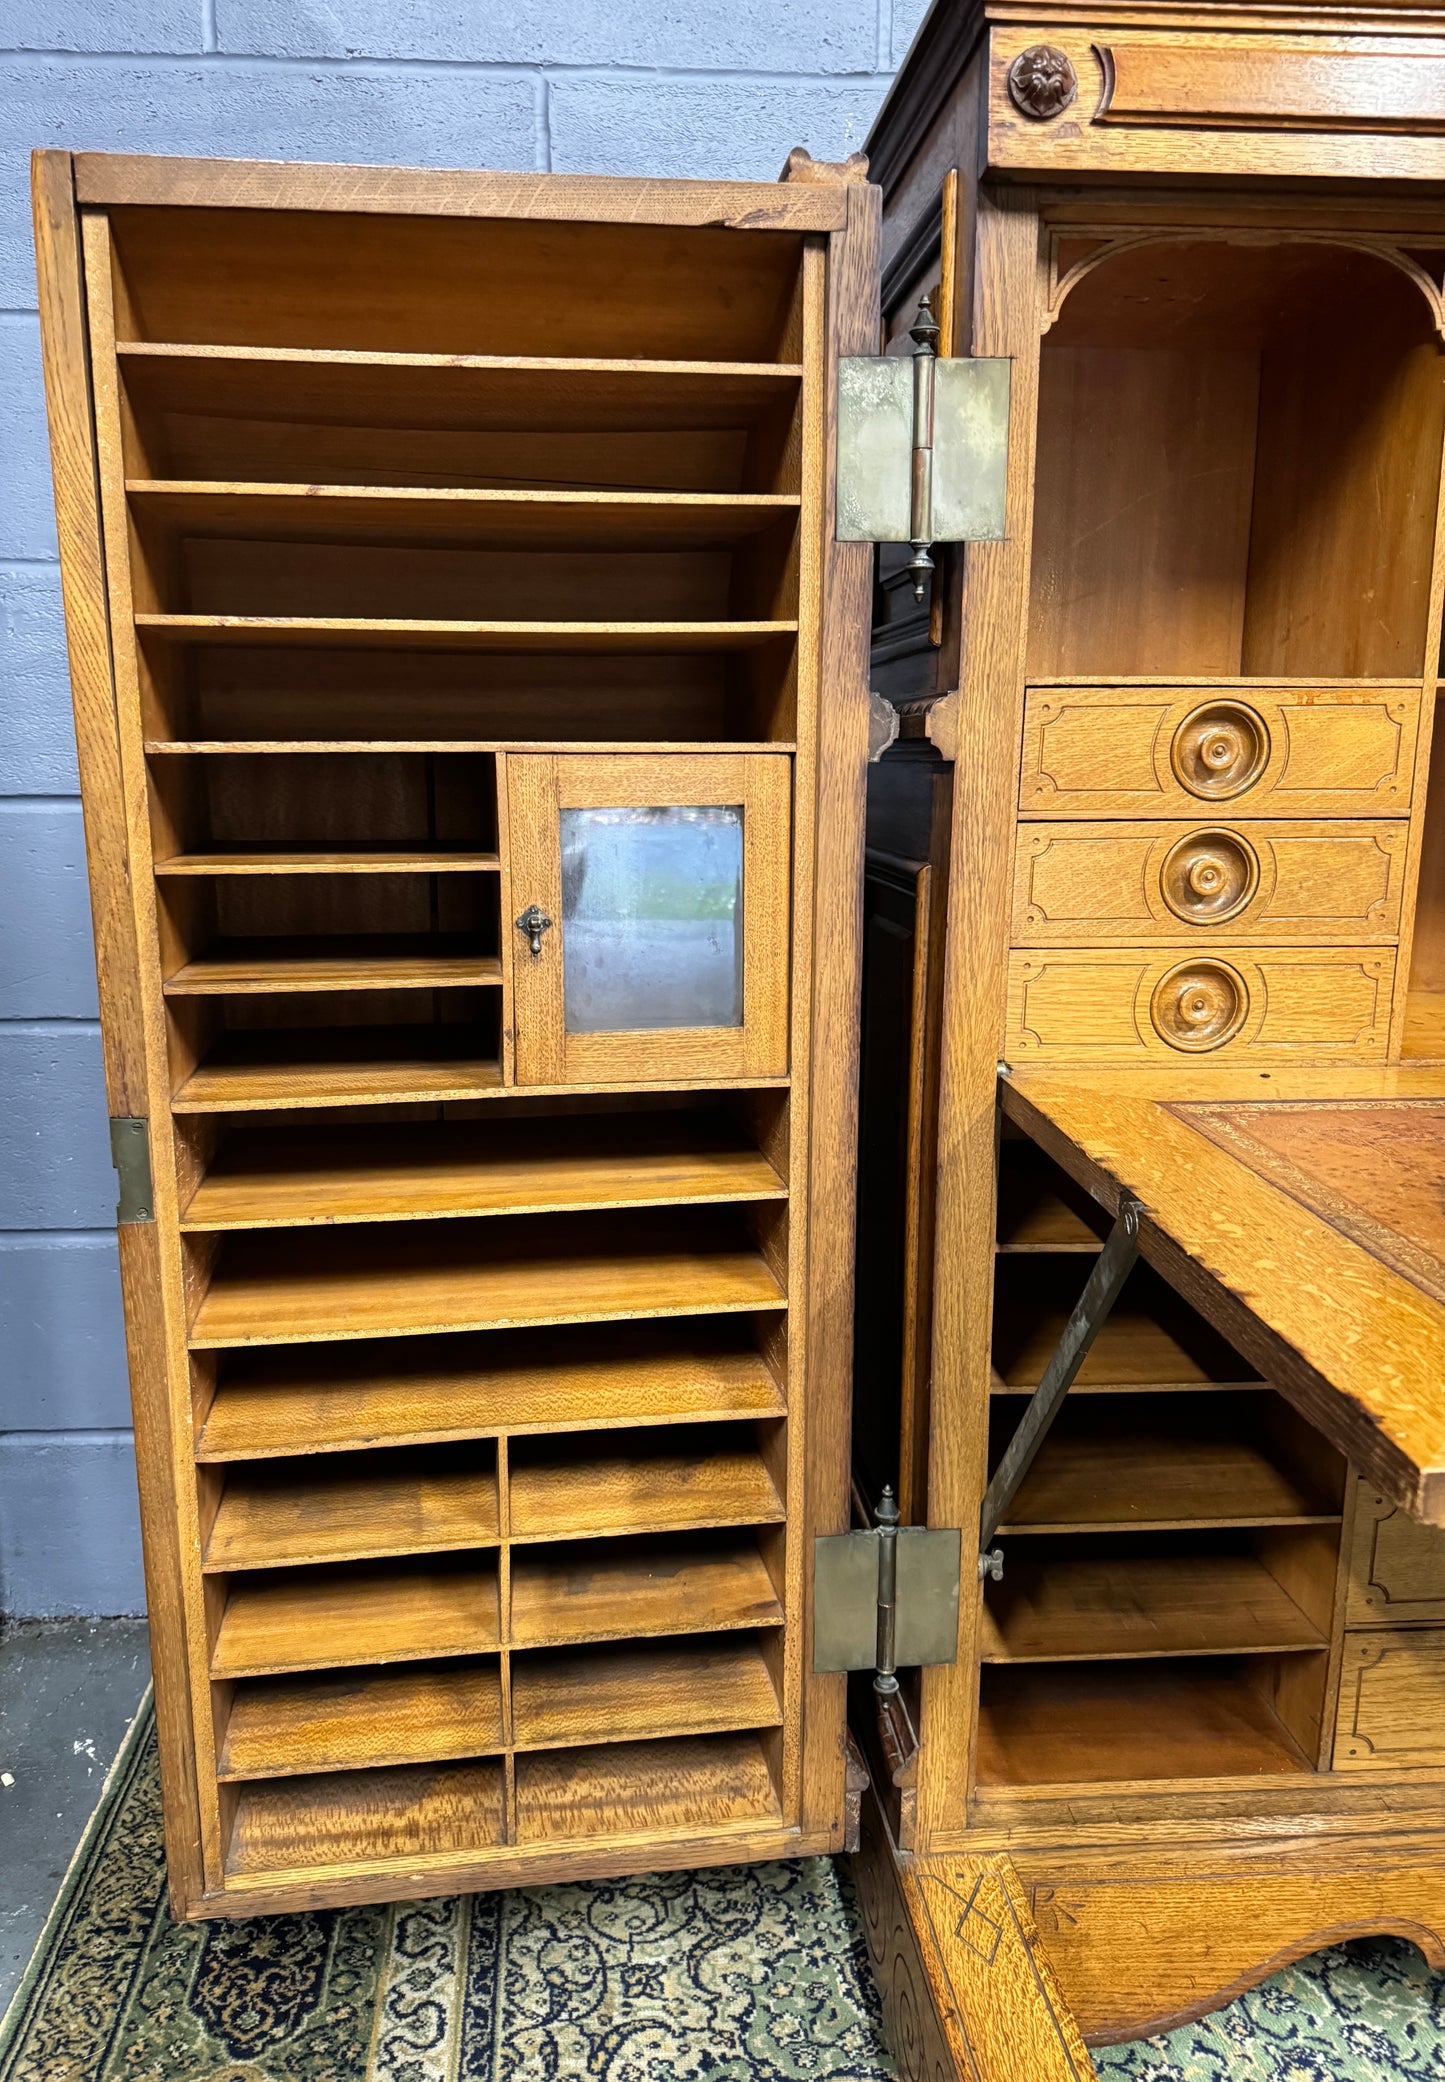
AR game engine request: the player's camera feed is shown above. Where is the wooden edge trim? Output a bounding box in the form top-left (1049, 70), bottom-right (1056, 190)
top-left (31, 149), bottom-right (207, 1916)
top-left (998, 1077), bottom-right (1434, 1523)
top-left (71, 153), bottom-right (848, 230)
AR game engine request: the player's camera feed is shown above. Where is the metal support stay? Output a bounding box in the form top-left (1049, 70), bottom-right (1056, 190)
top-left (977, 1195), bottom-right (1144, 1569)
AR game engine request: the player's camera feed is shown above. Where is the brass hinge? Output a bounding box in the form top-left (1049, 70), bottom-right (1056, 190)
top-left (109, 1117), bottom-right (154, 1225)
top-left (813, 1490), bottom-right (961, 1675)
top-left (836, 296), bottom-right (1010, 591)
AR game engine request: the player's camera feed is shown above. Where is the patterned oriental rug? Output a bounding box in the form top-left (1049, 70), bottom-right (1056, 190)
top-left (3, 1702), bottom-right (1444, 2082)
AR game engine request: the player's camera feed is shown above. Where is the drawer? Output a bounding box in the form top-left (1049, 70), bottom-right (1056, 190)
top-left (1019, 686), bottom-right (1419, 820)
top-left (1013, 821), bottom-right (1407, 945)
top-left (1334, 1629), bottom-right (1445, 1771)
top-left (1006, 947), bottom-right (1394, 1062)
top-left (987, 27), bottom-right (1445, 185)
top-left (1347, 1485), bottom-right (1445, 1627)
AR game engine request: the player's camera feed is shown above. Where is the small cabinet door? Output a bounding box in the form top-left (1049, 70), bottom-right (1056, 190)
top-left (508, 752), bottom-right (792, 1085)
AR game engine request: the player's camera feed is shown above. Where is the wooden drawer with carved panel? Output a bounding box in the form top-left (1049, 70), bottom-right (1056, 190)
top-left (1006, 946), bottom-right (1395, 1062)
top-left (1019, 686), bottom-right (1419, 821)
top-left (1334, 1630), bottom-right (1445, 1771)
top-left (1012, 821), bottom-right (1407, 945)
top-left (1347, 1485), bottom-right (1445, 1627)
top-left (986, 26), bottom-right (1445, 187)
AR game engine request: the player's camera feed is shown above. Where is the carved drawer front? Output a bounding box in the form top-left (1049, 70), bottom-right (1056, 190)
top-left (1019, 686), bottom-right (1419, 820)
top-left (1006, 947), bottom-right (1394, 1062)
top-left (1347, 1485), bottom-right (1445, 1627)
top-left (1334, 1629), bottom-right (1445, 1771)
top-left (987, 27), bottom-right (1445, 184)
top-left (1012, 821), bottom-right (1407, 944)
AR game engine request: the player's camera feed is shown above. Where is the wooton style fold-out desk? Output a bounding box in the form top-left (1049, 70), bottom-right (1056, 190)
top-left (851, 2), bottom-right (1445, 2076)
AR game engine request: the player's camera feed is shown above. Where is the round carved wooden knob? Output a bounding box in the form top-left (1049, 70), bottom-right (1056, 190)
top-left (1171, 701), bottom-right (1270, 801)
top-left (1006, 45), bottom-right (1078, 121)
top-left (1159, 829), bottom-right (1259, 925)
top-left (1150, 960), bottom-right (1249, 1053)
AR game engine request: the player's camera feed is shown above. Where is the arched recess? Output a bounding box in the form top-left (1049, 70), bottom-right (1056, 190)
top-left (1027, 236), bottom-right (1445, 680)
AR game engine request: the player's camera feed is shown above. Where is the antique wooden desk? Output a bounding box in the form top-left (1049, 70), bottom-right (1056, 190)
top-left (851, 2), bottom-right (1445, 2076)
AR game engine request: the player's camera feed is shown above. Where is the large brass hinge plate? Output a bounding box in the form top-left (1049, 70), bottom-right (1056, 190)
top-left (109, 1117), bottom-right (154, 1225)
top-left (813, 1519), bottom-right (962, 1673)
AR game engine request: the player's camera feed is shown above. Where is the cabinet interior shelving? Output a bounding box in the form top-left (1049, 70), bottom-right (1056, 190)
top-left (44, 162), bottom-right (871, 1912)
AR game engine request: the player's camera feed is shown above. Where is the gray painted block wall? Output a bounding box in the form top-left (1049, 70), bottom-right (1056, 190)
top-left (0, 0), bottom-right (929, 1616)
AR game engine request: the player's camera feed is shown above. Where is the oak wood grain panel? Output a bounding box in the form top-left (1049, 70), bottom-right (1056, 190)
top-left (507, 1436), bottom-right (784, 1542)
top-left (136, 615), bottom-right (796, 654)
top-left (509, 1537), bottom-right (783, 1648)
top-left (1012, 821), bottom-right (1407, 944)
top-left (1346, 1483), bottom-right (1445, 1624)
top-left (510, 1638), bottom-right (782, 1751)
top-left (226, 1758), bottom-right (506, 1877)
top-left (1007, 947), bottom-right (1394, 1062)
top-left (219, 1661), bottom-right (506, 1779)
top-left (189, 1212), bottom-right (786, 1347)
top-left (180, 1116), bottom-right (787, 1230)
top-left (1002, 1066), bottom-right (1445, 1522)
top-left (1335, 1628), bottom-right (1445, 1768)
top-left (513, 1731), bottom-right (780, 1843)
top-left (212, 1561), bottom-right (501, 1679)
top-left (204, 1452), bottom-right (501, 1572)
top-left (196, 1321), bottom-right (784, 1461)
top-left (1019, 685), bottom-right (1419, 820)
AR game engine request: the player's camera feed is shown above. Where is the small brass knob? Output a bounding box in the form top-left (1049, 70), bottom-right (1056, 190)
top-left (1150, 959), bottom-right (1248, 1053)
top-left (1159, 829), bottom-right (1259, 926)
top-left (1171, 701), bottom-right (1270, 802)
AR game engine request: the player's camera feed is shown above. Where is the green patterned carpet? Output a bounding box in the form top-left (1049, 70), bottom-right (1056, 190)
top-left (3, 1701), bottom-right (1442, 2081)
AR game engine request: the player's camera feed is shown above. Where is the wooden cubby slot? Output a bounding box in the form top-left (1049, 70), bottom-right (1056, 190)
top-left (1029, 239), bottom-right (1445, 680)
top-left (977, 1138), bottom-right (1346, 1791)
top-left (63, 173), bottom-right (852, 1897)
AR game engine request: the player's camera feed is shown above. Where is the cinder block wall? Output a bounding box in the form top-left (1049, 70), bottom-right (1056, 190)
top-left (0, 0), bottom-right (926, 1616)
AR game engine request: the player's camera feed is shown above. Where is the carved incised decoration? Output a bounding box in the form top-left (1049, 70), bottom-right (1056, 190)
top-left (1007, 45), bottom-right (1079, 122)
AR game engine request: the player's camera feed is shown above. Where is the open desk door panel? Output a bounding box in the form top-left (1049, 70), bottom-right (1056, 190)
top-left (856, 3), bottom-right (1445, 2076)
top-left (33, 147), bottom-right (876, 1917)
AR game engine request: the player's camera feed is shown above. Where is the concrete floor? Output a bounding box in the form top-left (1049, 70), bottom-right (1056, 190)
top-left (0, 1617), bottom-right (151, 2016)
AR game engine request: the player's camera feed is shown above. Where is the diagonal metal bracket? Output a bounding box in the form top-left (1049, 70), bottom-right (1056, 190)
top-left (978, 1195), bottom-right (1144, 1564)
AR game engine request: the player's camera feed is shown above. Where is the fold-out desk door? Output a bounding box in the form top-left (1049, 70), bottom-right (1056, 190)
top-left (1002, 1068), bottom-right (1445, 1526)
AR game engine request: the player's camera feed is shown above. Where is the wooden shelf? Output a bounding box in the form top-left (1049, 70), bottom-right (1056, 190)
top-left (996, 1147), bottom-right (1106, 1253)
top-left (196, 1322), bottom-right (785, 1462)
top-left (173, 1028), bottom-right (503, 1112)
top-left (211, 1560), bottom-right (501, 1678)
top-left (137, 615), bottom-right (797, 654)
top-left (513, 1731), bottom-right (779, 1845)
top-left (510, 1536), bottom-right (783, 1649)
top-left (155, 848), bottom-right (499, 875)
top-left (510, 1637), bottom-right (781, 1752)
top-left (117, 344), bottom-right (803, 434)
top-left (509, 1434), bottom-right (783, 1544)
top-left (980, 1551), bottom-right (1327, 1663)
top-left (181, 1116), bottom-right (787, 1231)
top-left (148, 737), bottom-right (797, 757)
top-left (129, 482), bottom-right (798, 551)
top-left (204, 1451), bottom-right (500, 1572)
top-left (976, 1660), bottom-right (1314, 1788)
top-left (226, 1757), bottom-right (505, 1877)
top-left (997, 1413), bottom-right (1342, 1534)
top-left (189, 1212), bottom-right (787, 1348)
top-left (991, 1260), bottom-right (1262, 1393)
top-left (1402, 987), bottom-right (1445, 1062)
top-left (163, 937), bottom-right (502, 995)
top-left (219, 1660), bottom-right (505, 1780)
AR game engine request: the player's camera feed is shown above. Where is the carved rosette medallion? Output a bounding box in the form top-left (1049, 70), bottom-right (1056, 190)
top-left (1159, 828), bottom-right (1260, 926)
top-left (1150, 959), bottom-right (1249, 1052)
top-left (1171, 700), bottom-right (1271, 801)
top-left (1006, 45), bottom-right (1079, 121)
